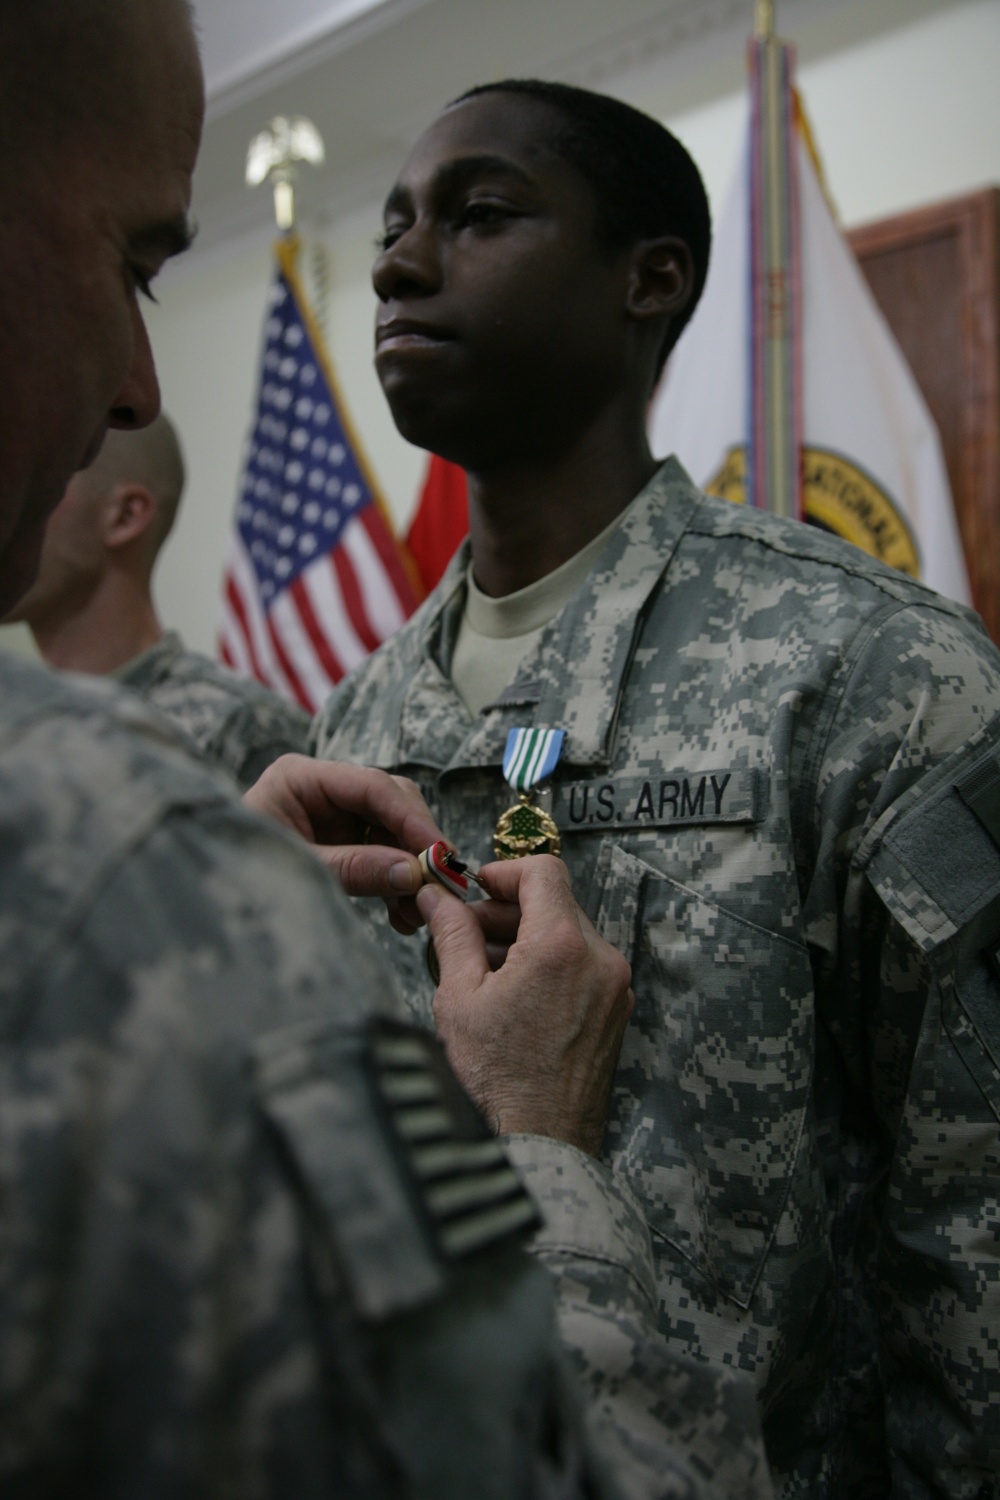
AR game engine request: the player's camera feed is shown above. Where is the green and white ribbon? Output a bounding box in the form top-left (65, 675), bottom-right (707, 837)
top-left (502, 727), bottom-right (565, 792)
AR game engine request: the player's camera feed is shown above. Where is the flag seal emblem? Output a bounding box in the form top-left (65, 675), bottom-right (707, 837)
top-left (707, 443), bottom-right (920, 576)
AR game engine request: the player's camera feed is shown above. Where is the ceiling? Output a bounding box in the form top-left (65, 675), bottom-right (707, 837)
top-left (187, 0), bottom-right (961, 262)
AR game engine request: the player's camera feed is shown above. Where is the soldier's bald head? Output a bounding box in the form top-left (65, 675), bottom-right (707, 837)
top-left (86, 416), bottom-right (187, 558)
top-left (0, 0), bottom-right (202, 614)
top-left (3, 415), bottom-right (188, 630)
top-left (0, 0), bottom-right (198, 162)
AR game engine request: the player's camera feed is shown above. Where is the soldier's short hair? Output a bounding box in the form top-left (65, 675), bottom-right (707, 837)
top-left (451, 78), bottom-right (711, 375)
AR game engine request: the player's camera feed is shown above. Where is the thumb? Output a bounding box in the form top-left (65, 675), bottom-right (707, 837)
top-left (417, 884), bottom-right (490, 990)
top-left (321, 843), bottom-right (423, 898)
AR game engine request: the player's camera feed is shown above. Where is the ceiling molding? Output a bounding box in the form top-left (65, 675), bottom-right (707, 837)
top-left (187, 0), bottom-right (965, 266)
top-left (204, 0), bottom-right (437, 121)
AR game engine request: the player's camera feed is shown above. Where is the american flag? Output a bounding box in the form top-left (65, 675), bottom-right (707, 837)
top-left (219, 238), bottom-right (421, 712)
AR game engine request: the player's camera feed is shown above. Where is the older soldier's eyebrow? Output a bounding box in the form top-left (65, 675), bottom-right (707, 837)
top-left (382, 154), bottom-right (540, 221)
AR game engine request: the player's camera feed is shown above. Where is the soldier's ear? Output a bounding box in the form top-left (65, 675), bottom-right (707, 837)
top-left (104, 483), bottom-right (157, 551)
top-left (625, 237), bottom-right (694, 324)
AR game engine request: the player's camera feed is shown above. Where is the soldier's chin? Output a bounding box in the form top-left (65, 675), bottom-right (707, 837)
top-left (383, 398), bottom-right (480, 472)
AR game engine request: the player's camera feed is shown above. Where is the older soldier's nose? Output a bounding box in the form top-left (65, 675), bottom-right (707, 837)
top-left (109, 306), bottom-right (161, 430)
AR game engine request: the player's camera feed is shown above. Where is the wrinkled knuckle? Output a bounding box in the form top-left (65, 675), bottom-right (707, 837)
top-left (599, 946), bottom-right (632, 1006)
top-left (610, 947), bottom-right (632, 993)
top-left (341, 848), bottom-right (373, 891)
top-left (551, 915), bottom-right (589, 967)
top-left (541, 852), bottom-right (572, 886)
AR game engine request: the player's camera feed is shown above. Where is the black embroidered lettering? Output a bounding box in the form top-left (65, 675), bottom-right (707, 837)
top-left (568, 785), bottom-right (590, 824)
top-left (596, 784), bottom-right (616, 823)
top-left (710, 773), bottom-right (731, 815)
top-left (658, 780), bottom-right (679, 818)
top-left (680, 778), bottom-right (706, 818)
top-left (633, 782), bottom-right (655, 820)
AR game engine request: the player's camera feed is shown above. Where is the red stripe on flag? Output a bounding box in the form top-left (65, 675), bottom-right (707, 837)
top-left (225, 575), bottom-right (268, 684)
top-left (331, 543), bottom-right (382, 656)
top-left (361, 504), bottom-right (420, 611)
top-left (289, 571), bottom-right (349, 686)
top-left (266, 611), bottom-right (313, 710)
top-left (405, 454), bottom-right (468, 593)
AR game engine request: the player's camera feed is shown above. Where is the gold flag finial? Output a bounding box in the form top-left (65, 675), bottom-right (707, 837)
top-left (754, 0), bottom-right (774, 39)
top-left (245, 116), bottom-right (325, 233)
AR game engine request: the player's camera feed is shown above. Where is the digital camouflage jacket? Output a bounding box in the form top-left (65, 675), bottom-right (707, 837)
top-left (314, 458), bottom-right (1000, 1498)
top-left (0, 651), bottom-right (770, 1500)
top-left (117, 629), bottom-right (310, 789)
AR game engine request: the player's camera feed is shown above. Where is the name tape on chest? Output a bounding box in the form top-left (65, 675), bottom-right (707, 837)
top-left (553, 767), bottom-right (767, 833)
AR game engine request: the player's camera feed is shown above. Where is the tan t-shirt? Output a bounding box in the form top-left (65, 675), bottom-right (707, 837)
top-left (451, 498), bottom-right (640, 716)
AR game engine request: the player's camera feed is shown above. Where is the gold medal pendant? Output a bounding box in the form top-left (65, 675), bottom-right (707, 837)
top-left (494, 792), bottom-right (561, 859)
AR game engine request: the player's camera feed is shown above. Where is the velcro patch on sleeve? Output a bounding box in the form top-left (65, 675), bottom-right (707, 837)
top-left (956, 754), bottom-right (1000, 852)
top-left (253, 1016), bottom-right (539, 1321)
top-left (369, 1021), bottom-right (541, 1260)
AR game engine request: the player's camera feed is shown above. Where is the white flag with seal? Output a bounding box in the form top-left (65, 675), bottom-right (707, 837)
top-left (650, 101), bottom-right (971, 606)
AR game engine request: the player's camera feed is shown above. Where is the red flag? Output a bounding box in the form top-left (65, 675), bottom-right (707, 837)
top-left (405, 453), bottom-right (469, 594)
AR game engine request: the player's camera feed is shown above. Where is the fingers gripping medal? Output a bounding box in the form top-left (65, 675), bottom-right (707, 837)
top-left (494, 727), bottom-right (564, 859)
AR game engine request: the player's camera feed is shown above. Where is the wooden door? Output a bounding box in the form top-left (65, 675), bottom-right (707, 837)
top-left (848, 189), bottom-right (1000, 644)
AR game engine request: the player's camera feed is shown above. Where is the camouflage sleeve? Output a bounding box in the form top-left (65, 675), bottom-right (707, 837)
top-left (859, 716), bottom-right (1000, 1492)
top-left (129, 650), bottom-right (312, 792)
top-left (505, 1136), bottom-right (775, 1500)
top-left (807, 606), bottom-right (1000, 1492)
top-left (227, 701), bottom-right (311, 789)
top-left (0, 679), bottom-right (613, 1499)
top-left (309, 668), bottom-right (358, 755)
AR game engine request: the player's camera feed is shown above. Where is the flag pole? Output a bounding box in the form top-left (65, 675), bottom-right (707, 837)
top-left (754, 0), bottom-right (774, 40)
top-left (245, 116), bottom-right (326, 234)
top-left (747, 0), bottom-right (802, 519)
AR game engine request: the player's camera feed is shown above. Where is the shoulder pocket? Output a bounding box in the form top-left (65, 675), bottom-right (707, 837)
top-left (588, 839), bottom-right (814, 1309)
top-left (862, 730), bottom-right (1000, 1120)
top-left (252, 1018), bottom-right (540, 1320)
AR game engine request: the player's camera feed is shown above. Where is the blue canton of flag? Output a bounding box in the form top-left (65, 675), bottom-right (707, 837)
top-left (220, 237), bottom-right (419, 711)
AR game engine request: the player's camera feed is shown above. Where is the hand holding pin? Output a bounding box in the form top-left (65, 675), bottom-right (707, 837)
top-left (418, 840), bottom-right (487, 903)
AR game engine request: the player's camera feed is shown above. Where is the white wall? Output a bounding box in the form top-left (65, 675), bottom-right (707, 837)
top-left (3, 0), bottom-right (997, 662)
top-left (655, 0), bottom-right (1000, 229)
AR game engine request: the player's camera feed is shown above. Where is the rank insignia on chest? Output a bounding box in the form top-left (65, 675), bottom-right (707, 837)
top-left (494, 727), bottom-right (565, 859)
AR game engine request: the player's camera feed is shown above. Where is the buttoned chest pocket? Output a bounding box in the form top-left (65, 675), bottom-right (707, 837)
top-left (589, 840), bottom-right (815, 1308)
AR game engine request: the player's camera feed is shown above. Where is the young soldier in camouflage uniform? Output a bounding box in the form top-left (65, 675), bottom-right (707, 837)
top-left (314, 79), bottom-right (1000, 1496)
top-left (6, 417), bottom-right (311, 789)
top-left (0, 7), bottom-right (773, 1497)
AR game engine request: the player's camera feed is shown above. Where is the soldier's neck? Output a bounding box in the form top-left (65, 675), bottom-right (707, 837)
top-left (465, 423), bottom-right (657, 599)
top-left (32, 576), bottom-right (163, 676)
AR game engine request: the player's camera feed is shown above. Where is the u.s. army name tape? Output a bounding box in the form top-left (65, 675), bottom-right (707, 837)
top-left (549, 767), bottom-right (768, 833)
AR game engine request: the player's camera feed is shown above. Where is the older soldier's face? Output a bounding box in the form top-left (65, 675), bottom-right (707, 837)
top-left (0, 0), bottom-right (203, 615)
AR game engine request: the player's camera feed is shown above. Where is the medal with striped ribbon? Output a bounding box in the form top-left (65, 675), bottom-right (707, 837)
top-left (494, 727), bottom-right (565, 859)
